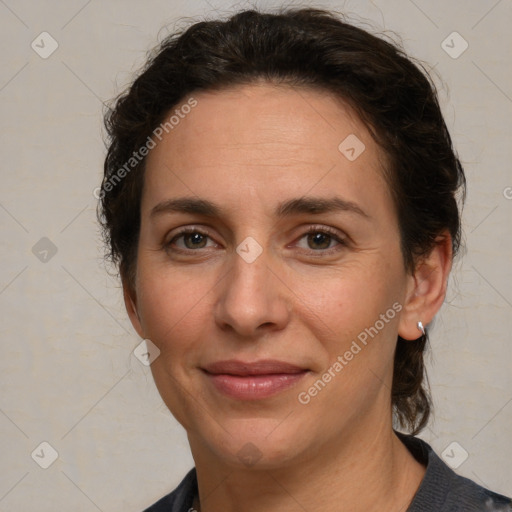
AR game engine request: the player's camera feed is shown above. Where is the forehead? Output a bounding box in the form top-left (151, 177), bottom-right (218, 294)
top-left (142, 83), bottom-right (391, 216)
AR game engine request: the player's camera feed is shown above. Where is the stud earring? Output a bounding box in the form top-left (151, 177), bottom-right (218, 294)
top-left (417, 321), bottom-right (425, 335)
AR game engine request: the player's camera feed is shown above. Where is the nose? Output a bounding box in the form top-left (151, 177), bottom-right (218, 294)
top-left (213, 246), bottom-right (292, 338)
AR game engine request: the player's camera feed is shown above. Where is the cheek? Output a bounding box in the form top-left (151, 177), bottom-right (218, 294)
top-left (294, 262), bottom-right (403, 345)
top-left (293, 271), bottom-right (403, 416)
top-left (292, 266), bottom-right (405, 418)
top-left (135, 266), bottom-right (216, 429)
top-left (136, 264), bottom-right (213, 361)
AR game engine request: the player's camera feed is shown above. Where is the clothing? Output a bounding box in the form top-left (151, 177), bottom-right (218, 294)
top-left (143, 434), bottom-right (511, 511)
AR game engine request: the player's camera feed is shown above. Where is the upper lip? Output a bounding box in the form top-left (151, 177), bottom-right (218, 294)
top-left (202, 359), bottom-right (307, 376)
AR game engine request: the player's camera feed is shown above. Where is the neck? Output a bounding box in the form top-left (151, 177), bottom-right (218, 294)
top-left (190, 421), bottom-right (425, 512)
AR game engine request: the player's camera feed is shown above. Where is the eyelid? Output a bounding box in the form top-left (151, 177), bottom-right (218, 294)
top-left (294, 224), bottom-right (348, 252)
top-left (301, 224), bottom-right (345, 237)
top-left (163, 224), bottom-right (348, 253)
top-left (164, 225), bottom-right (219, 250)
top-left (295, 224), bottom-right (347, 243)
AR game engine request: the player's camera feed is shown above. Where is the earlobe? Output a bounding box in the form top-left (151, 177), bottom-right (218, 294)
top-left (398, 233), bottom-right (453, 341)
top-left (122, 279), bottom-right (144, 339)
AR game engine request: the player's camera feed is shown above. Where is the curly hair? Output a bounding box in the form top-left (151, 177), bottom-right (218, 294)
top-left (99, 8), bottom-right (466, 434)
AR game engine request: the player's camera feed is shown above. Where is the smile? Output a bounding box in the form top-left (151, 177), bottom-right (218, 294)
top-left (202, 359), bottom-right (309, 400)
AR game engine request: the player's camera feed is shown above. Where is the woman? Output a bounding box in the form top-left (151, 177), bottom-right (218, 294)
top-left (98, 8), bottom-right (511, 512)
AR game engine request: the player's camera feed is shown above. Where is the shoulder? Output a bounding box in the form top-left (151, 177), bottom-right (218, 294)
top-left (142, 468), bottom-right (197, 512)
top-left (399, 433), bottom-right (512, 512)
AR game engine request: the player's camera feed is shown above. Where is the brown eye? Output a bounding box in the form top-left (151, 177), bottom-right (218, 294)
top-left (167, 229), bottom-right (216, 251)
top-left (306, 232), bottom-right (333, 250)
top-left (295, 228), bottom-right (345, 252)
top-left (182, 232), bottom-right (208, 249)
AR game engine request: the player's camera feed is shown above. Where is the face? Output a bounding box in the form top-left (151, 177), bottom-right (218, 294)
top-left (126, 83), bottom-right (416, 470)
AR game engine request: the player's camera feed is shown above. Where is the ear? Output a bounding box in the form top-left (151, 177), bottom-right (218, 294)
top-left (398, 232), bottom-right (453, 340)
top-left (122, 277), bottom-right (144, 339)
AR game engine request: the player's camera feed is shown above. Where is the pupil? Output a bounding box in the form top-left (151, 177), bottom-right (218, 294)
top-left (308, 233), bottom-right (330, 250)
top-left (185, 233), bottom-right (206, 249)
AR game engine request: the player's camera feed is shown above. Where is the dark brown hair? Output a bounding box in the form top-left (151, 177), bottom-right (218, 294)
top-left (99, 8), bottom-right (465, 434)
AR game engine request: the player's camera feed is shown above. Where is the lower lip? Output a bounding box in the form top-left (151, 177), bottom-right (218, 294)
top-left (204, 371), bottom-right (307, 400)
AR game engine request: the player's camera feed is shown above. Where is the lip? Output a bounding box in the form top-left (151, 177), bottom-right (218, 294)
top-left (202, 359), bottom-right (308, 400)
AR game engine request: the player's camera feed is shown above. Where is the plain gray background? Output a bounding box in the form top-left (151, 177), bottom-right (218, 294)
top-left (0, 0), bottom-right (511, 510)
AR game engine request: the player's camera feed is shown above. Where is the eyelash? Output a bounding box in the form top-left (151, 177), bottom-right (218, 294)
top-left (295, 225), bottom-right (347, 254)
top-left (165, 227), bottom-right (216, 252)
top-left (164, 225), bottom-right (347, 255)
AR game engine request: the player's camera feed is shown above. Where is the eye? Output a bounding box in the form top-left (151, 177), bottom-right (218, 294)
top-left (295, 226), bottom-right (346, 252)
top-left (166, 228), bottom-right (217, 251)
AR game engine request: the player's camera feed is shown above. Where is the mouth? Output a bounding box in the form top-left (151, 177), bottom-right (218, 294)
top-left (202, 359), bottom-right (309, 400)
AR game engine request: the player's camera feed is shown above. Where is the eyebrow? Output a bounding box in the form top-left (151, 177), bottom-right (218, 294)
top-left (276, 197), bottom-right (369, 218)
top-left (150, 196), bottom-right (369, 220)
top-left (150, 197), bottom-right (220, 218)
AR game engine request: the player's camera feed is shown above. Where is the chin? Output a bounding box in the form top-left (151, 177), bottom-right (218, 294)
top-left (193, 416), bottom-right (316, 471)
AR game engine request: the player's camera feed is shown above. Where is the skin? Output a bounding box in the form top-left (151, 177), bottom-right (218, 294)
top-left (124, 83), bottom-right (452, 511)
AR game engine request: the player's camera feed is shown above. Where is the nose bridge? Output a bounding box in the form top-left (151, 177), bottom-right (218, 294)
top-left (214, 240), bottom-right (290, 335)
